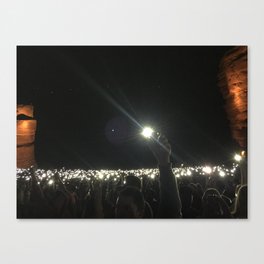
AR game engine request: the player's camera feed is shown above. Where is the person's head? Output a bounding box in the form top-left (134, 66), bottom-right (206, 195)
top-left (125, 175), bottom-right (142, 190)
top-left (201, 188), bottom-right (228, 218)
top-left (115, 187), bottom-right (145, 218)
top-left (195, 183), bottom-right (204, 195)
top-left (202, 195), bottom-right (231, 218)
top-left (202, 188), bottom-right (221, 202)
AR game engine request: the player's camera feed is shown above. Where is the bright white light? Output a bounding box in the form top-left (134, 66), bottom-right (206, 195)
top-left (219, 171), bottom-right (225, 177)
top-left (203, 166), bottom-right (212, 174)
top-left (141, 127), bottom-right (154, 138)
top-left (234, 154), bottom-right (242, 162)
top-left (48, 179), bottom-right (54, 185)
top-left (17, 165), bottom-right (240, 185)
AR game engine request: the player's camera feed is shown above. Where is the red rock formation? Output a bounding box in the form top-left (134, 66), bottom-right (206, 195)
top-left (218, 46), bottom-right (247, 148)
top-left (17, 105), bottom-right (37, 168)
top-left (17, 104), bottom-right (34, 118)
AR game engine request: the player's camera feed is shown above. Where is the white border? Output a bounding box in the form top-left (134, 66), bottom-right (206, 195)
top-left (1, 1), bottom-right (264, 263)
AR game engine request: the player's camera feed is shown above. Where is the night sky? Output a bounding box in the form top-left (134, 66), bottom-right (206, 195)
top-left (17, 46), bottom-right (237, 169)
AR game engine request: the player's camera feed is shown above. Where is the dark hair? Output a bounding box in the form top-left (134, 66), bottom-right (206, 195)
top-left (125, 175), bottom-right (142, 190)
top-left (119, 186), bottom-right (145, 212)
top-left (202, 188), bottom-right (221, 202)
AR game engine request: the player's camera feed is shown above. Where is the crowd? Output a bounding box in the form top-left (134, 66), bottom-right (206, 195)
top-left (17, 136), bottom-right (247, 219)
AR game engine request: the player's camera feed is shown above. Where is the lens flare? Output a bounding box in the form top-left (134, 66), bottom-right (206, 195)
top-left (141, 127), bottom-right (154, 138)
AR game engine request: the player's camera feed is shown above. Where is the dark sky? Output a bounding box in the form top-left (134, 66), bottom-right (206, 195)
top-left (17, 46), bottom-right (237, 169)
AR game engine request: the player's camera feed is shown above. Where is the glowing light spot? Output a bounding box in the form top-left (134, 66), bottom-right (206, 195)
top-left (203, 166), bottom-right (212, 174)
top-left (219, 171), bottom-right (225, 177)
top-left (141, 127), bottom-right (154, 138)
top-left (48, 180), bottom-right (54, 185)
top-left (234, 154), bottom-right (242, 162)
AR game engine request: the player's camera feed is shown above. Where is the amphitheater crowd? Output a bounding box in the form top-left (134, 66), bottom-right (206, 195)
top-left (17, 135), bottom-right (247, 219)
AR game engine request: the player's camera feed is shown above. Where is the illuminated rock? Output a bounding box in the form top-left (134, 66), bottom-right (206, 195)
top-left (17, 104), bottom-right (34, 118)
top-left (17, 105), bottom-right (37, 168)
top-left (218, 46), bottom-right (247, 148)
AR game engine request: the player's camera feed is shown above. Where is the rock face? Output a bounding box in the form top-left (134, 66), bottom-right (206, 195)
top-left (218, 46), bottom-right (247, 148)
top-left (17, 104), bottom-right (34, 118)
top-left (17, 105), bottom-right (37, 168)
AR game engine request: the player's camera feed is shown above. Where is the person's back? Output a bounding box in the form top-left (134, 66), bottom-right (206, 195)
top-left (123, 175), bottom-right (153, 218)
top-left (201, 193), bottom-right (231, 218)
top-left (115, 186), bottom-right (145, 218)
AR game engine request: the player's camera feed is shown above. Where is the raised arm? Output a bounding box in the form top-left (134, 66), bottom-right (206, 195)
top-left (149, 135), bottom-right (182, 218)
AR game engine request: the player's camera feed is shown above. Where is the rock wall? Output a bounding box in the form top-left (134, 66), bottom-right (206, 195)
top-left (17, 105), bottom-right (37, 168)
top-left (218, 46), bottom-right (247, 148)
